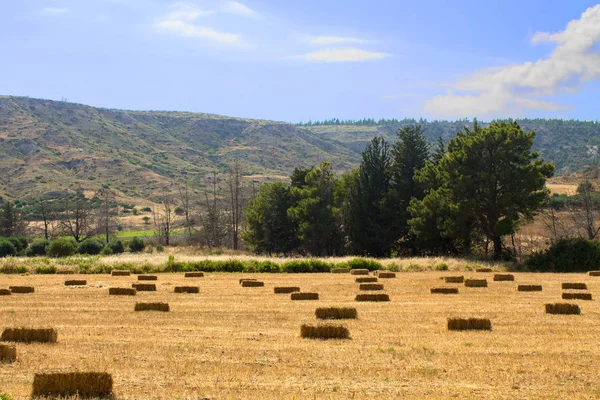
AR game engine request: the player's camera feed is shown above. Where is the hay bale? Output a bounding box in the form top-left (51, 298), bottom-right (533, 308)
top-left (359, 283), bottom-right (384, 291)
top-left (493, 274), bottom-right (514, 281)
top-left (239, 278), bottom-right (257, 284)
top-left (464, 279), bottom-right (487, 288)
top-left (562, 282), bottom-right (587, 290)
top-left (300, 324), bottom-right (350, 339)
top-left (447, 318), bottom-right (492, 331)
top-left (315, 307), bottom-right (357, 320)
top-left (350, 269), bottom-right (369, 275)
top-left (475, 267), bottom-right (492, 272)
top-left (138, 275), bottom-right (157, 281)
top-left (588, 270), bottom-right (600, 276)
top-left (185, 272), bottom-right (204, 278)
top-left (241, 280), bottom-right (264, 287)
top-left (134, 302), bottom-right (169, 312)
top-left (64, 280), bottom-right (87, 286)
top-left (111, 270), bottom-right (130, 276)
top-left (545, 303), bottom-right (581, 315)
top-left (444, 276), bottom-right (464, 283)
top-left (431, 287), bottom-right (459, 294)
top-left (355, 277), bottom-right (378, 283)
top-left (355, 293), bottom-right (390, 302)
top-left (331, 268), bottom-right (350, 274)
top-left (274, 286), bottom-right (300, 294)
top-left (378, 272), bottom-right (396, 279)
top-left (562, 292), bottom-right (593, 301)
top-left (0, 289), bottom-right (11, 296)
top-left (32, 372), bottom-right (113, 397)
top-left (9, 286), bottom-right (34, 294)
top-left (1, 327), bottom-right (57, 343)
top-left (0, 343), bottom-right (16, 362)
top-left (174, 286), bottom-right (199, 293)
top-left (517, 284), bottom-right (542, 292)
top-left (291, 292), bottom-right (319, 300)
top-left (108, 287), bottom-right (136, 296)
top-left (131, 283), bottom-right (157, 292)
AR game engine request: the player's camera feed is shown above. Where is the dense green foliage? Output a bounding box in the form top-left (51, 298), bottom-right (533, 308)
top-left (47, 239), bottom-right (77, 258)
top-left (77, 239), bottom-right (105, 255)
top-left (0, 239), bottom-right (16, 258)
top-left (26, 239), bottom-right (49, 256)
top-left (526, 238), bottom-right (600, 272)
top-left (107, 239), bottom-right (125, 254)
top-left (128, 237), bottom-right (145, 253)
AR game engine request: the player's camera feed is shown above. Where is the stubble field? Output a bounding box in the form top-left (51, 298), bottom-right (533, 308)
top-left (1, 270), bottom-right (600, 399)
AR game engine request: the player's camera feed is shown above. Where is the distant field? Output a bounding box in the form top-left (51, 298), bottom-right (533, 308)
top-left (115, 229), bottom-right (184, 239)
top-left (1, 270), bottom-right (600, 398)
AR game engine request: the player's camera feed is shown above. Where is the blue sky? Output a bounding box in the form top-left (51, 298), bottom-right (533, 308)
top-left (1, 0), bottom-right (599, 122)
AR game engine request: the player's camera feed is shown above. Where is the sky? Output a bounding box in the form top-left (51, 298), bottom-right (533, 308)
top-left (1, 0), bottom-right (599, 122)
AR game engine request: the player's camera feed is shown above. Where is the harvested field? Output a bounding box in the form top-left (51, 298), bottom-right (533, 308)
top-left (274, 286), bottom-right (301, 294)
top-left (444, 276), bottom-right (464, 283)
top-left (2, 271), bottom-right (600, 399)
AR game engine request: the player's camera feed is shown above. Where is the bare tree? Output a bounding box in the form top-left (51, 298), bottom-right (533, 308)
top-left (568, 178), bottom-right (600, 240)
top-left (153, 186), bottom-right (177, 246)
top-left (59, 189), bottom-right (95, 242)
top-left (178, 183), bottom-right (194, 237)
top-left (226, 160), bottom-right (244, 250)
top-left (94, 186), bottom-right (118, 244)
top-left (197, 171), bottom-right (228, 250)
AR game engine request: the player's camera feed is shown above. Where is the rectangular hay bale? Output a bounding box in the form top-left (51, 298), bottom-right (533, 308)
top-left (9, 286), bottom-right (34, 294)
top-left (378, 272), bottom-right (396, 278)
top-left (331, 268), bottom-right (350, 274)
top-left (431, 287), bottom-right (459, 294)
top-left (241, 280), bottom-right (264, 287)
top-left (545, 303), bottom-right (581, 315)
top-left (562, 282), bottom-right (587, 290)
top-left (0, 343), bottom-right (17, 362)
top-left (562, 292), bottom-right (593, 301)
top-left (493, 274), bottom-right (514, 281)
top-left (355, 277), bottom-right (378, 283)
top-left (111, 270), bottom-right (130, 276)
top-left (274, 286), bottom-right (300, 294)
top-left (315, 307), bottom-right (357, 319)
top-left (517, 284), bottom-right (542, 292)
top-left (32, 372), bottom-right (113, 397)
top-left (132, 283), bottom-right (157, 292)
top-left (134, 302), bottom-right (169, 312)
top-left (444, 276), bottom-right (464, 283)
top-left (475, 267), bottom-right (492, 272)
top-left (355, 293), bottom-right (390, 302)
top-left (1, 327), bottom-right (57, 343)
top-left (588, 270), bottom-right (600, 276)
top-left (138, 275), bottom-right (157, 281)
top-left (64, 280), bottom-right (87, 286)
top-left (350, 269), bottom-right (369, 275)
top-left (185, 272), bottom-right (204, 278)
top-left (108, 287), bottom-right (136, 296)
top-left (239, 278), bottom-right (257, 284)
top-left (447, 317), bottom-right (491, 331)
top-left (300, 324), bottom-right (350, 339)
top-left (464, 279), bottom-right (487, 288)
top-left (359, 283), bottom-right (384, 291)
top-left (174, 286), bottom-right (199, 293)
top-left (0, 288), bottom-right (11, 296)
top-left (291, 292), bottom-right (319, 300)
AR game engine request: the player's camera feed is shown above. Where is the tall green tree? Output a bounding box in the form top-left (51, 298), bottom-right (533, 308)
top-left (0, 201), bottom-right (26, 237)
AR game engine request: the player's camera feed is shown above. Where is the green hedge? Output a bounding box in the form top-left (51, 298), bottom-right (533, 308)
top-left (526, 238), bottom-right (600, 273)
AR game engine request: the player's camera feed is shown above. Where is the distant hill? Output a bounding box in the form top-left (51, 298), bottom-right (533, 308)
top-left (0, 95), bottom-right (598, 204)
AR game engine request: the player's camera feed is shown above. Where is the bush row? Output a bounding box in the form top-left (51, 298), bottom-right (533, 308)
top-left (0, 236), bottom-right (147, 258)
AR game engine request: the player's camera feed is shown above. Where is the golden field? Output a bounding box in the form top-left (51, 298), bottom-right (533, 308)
top-left (1, 269), bottom-right (600, 399)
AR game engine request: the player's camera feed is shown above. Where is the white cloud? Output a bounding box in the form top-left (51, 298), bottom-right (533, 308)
top-left (221, 1), bottom-right (258, 18)
top-left (424, 4), bottom-right (600, 118)
top-left (299, 48), bottom-right (390, 63)
top-left (307, 36), bottom-right (369, 45)
top-left (42, 7), bottom-right (70, 15)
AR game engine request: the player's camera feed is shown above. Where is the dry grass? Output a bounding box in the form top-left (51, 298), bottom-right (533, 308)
top-left (493, 274), bottom-right (515, 282)
top-left (132, 283), bottom-right (157, 292)
top-left (355, 277), bottom-right (378, 283)
top-left (562, 283), bottom-right (587, 290)
top-left (447, 318), bottom-right (492, 331)
top-left (359, 283), bottom-right (384, 291)
top-left (10, 286), bottom-right (34, 293)
top-left (274, 286), bottom-right (300, 294)
top-left (138, 275), bottom-right (158, 281)
top-left (0, 288), bottom-right (11, 295)
top-left (1, 327), bottom-right (57, 343)
top-left (174, 286), bottom-right (199, 294)
top-left (0, 343), bottom-right (16, 362)
top-left (315, 307), bottom-right (358, 320)
top-left (350, 269), bottom-right (369, 276)
top-left (517, 284), bottom-right (543, 292)
top-left (111, 270), bottom-right (131, 276)
top-left (562, 292), bottom-right (593, 301)
top-left (377, 272), bottom-right (396, 279)
top-left (134, 302), bottom-right (169, 312)
top-left (431, 287), bottom-right (459, 294)
top-left (355, 293), bottom-right (390, 302)
top-left (444, 276), bottom-right (464, 283)
top-left (64, 280), bottom-right (87, 286)
top-left (331, 268), bottom-right (350, 274)
top-left (464, 279), bottom-right (488, 288)
top-left (545, 303), bottom-right (581, 315)
top-left (32, 371), bottom-right (113, 397)
top-left (184, 272), bottom-right (204, 278)
top-left (291, 292), bottom-right (319, 300)
top-left (3, 271), bottom-right (600, 398)
top-left (241, 280), bottom-right (264, 287)
top-left (109, 288), bottom-right (136, 296)
top-left (300, 324), bottom-right (350, 340)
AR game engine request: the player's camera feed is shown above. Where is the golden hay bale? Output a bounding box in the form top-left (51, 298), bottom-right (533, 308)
top-left (464, 279), bottom-right (487, 288)
top-left (561, 292), bottom-right (592, 301)
top-left (431, 287), bottom-right (459, 294)
top-left (274, 286), bottom-right (300, 294)
top-left (588, 271), bottom-right (600, 276)
top-left (185, 272), bottom-right (204, 278)
top-left (64, 280), bottom-right (87, 286)
top-left (315, 307), bottom-right (357, 320)
top-left (138, 275), bottom-right (157, 281)
top-left (331, 268), bottom-right (350, 274)
top-left (9, 286), bottom-right (35, 294)
top-left (239, 278), bottom-right (257, 284)
top-left (561, 282), bottom-right (587, 290)
top-left (0, 288), bottom-right (11, 296)
top-left (1, 327), bottom-right (57, 343)
top-left (545, 303), bottom-right (581, 315)
top-left (359, 283), bottom-right (384, 291)
top-left (134, 302), bottom-right (169, 312)
top-left (493, 274), bottom-right (514, 281)
top-left (475, 268), bottom-right (492, 272)
top-left (378, 272), bottom-right (396, 278)
top-left (444, 276), bottom-right (464, 283)
top-left (108, 287), bottom-right (136, 296)
top-left (517, 284), bottom-right (543, 292)
top-left (447, 318), bottom-right (491, 331)
top-left (355, 293), bottom-right (390, 302)
top-left (32, 372), bottom-right (113, 397)
top-left (0, 343), bottom-right (17, 362)
top-left (291, 292), bottom-right (319, 300)
top-left (174, 286), bottom-right (199, 293)
top-left (241, 280), bottom-right (264, 287)
top-left (355, 277), bottom-right (378, 283)
top-left (300, 324), bottom-right (350, 339)
top-left (131, 283), bottom-right (157, 292)
top-left (350, 269), bottom-right (370, 275)
top-left (111, 270), bottom-right (130, 276)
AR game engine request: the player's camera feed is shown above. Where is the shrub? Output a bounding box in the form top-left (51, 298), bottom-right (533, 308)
top-left (77, 239), bottom-right (104, 255)
top-left (0, 240), bottom-right (16, 258)
top-left (107, 240), bottom-right (125, 254)
top-left (156, 244), bottom-right (164, 252)
top-left (347, 258), bottom-right (383, 271)
top-left (3, 237), bottom-right (27, 252)
top-left (526, 238), bottom-right (600, 272)
top-left (128, 237), bottom-right (145, 253)
top-left (100, 246), bottom-right (113, 256)
top-left (35, 265), bottom-right (57, 274)
top-left (26, 239), bottom-right (49, 256)
top-left (281, 260), bottom-right (332, 273)
top-left (435, 263), bottom-right (449, 271)
top-left (47, 239), bottom-right (76, 258)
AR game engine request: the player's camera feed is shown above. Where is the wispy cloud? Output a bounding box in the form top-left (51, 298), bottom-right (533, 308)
top-left (299, 48), bottom-right (390, 63)
top-left (221, 1), bottom-right (258, 18)
top-left (158, 20), bottom-right (240, 44)
top-left (382, 93), bottom-right (426, 100)
top-left (424, 4), bottom-right (600, 118)
top-left (42, 7), bottom-right (70, 15)
top-left (307, 36), bottom-right (369, 45)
